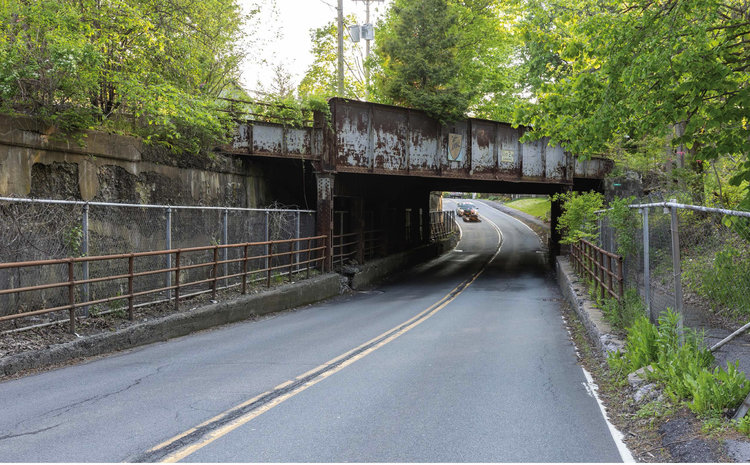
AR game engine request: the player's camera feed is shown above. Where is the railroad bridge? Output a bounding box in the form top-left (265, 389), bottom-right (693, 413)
top-left (222, 98), bottom-right (611, 268)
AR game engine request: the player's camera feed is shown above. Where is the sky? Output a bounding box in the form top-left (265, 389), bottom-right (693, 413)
top-left (238, 0), bottom-right (392, 95)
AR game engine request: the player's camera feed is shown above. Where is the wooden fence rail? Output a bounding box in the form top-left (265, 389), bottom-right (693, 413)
top-left (570, 238), bottom-right (624, 301)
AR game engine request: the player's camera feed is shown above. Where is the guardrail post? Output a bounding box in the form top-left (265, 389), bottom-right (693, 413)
top-left (669, 201), bottom-right (684, 344)
top-left (642, 207), bottom-right (652, 322)
top-left (212, 246), bottom-right (218, 301)
top-left (289, 240), bottom-right (294, 282)
top-left (68, 259), bottom-right (76, 334)
top-left (82, 203), bottom-right (89, 317)
top-left (166, 207), bottom-right (172, 300)
top-left (128, 254), bottom-right (134, 320)
top-left (174, 250), bottom-right (181, 311)
top-left (222, 209), bottom-right (229, 288)
top-left (265, 210), bottom-right (270, 274)
top-left (306, 238), bottom-right (311, 279)
top-left (295, 211), bottom-right (301, 271)
top-left (267, 241), bottom-right (273, 287)
top-left (242, 244), bottom-right (248, 294)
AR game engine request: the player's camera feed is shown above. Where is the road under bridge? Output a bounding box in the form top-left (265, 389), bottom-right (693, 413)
top-left (222, 98), bottom-right (611, 267)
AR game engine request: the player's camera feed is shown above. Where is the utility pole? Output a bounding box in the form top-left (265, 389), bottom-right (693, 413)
top-left (355, 0), bottom-right (384, 97)
top-left (337, 0), bottom-right (344, 95)
top-left (364, 0), bottom-right (371, 92)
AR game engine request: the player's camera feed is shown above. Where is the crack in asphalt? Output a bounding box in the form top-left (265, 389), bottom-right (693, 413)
top-left (9, 364), bottom-right (170, 437)
top-left (0, 423), bottom-right (61, 442)
top-left (41, 368), bottom-right (162, 420)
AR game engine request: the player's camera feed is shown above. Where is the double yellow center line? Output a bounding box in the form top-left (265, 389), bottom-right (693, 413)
top-left (134, 217), bottom-right (504, 463)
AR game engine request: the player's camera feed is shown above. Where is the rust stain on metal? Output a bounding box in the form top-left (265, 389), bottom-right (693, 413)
top-left (225, 98), bottom-right (609, 185)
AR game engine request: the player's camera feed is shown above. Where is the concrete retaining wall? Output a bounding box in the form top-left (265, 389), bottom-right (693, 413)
top-left (0, 273), bottom-right (340, 378)
top-left (0, 114), bottom-right (271, 206)
top-left (556, 255), bottom-right (623, 355)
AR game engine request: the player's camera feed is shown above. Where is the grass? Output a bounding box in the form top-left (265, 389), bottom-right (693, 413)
top-left (503, 197), bottom-right (551, 221)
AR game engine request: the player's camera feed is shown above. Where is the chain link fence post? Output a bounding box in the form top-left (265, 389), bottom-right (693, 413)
top-left (166, 207), bottom-right (172, 300)
top-left (642, 207), bottom-right (652, 322)
top-left (82, 203), bottom-right (90, 317)
top-left (669, 200), bottom-right (685, 344)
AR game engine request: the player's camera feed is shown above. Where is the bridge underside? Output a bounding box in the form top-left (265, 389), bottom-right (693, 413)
top-left (225, 98), bottom-right (610, 269)
top-left (253, 157), bottom-right (604, 270)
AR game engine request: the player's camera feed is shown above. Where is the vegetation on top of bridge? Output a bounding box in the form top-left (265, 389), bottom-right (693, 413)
top-left (0, 0), bottom-right (254, 153)
top-left (2, 0), bottom-right (748, 210)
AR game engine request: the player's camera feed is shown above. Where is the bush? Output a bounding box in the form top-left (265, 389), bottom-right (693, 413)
top-left (604, 196), bottom-right (639, 256)
top-left (553, 191), bottom-right (604, 244)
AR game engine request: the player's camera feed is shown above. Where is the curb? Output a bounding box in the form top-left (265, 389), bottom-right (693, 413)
top-left (1, 274), bottom-right (340, 378)
top-left (556, 255), bottom-right (624, 355)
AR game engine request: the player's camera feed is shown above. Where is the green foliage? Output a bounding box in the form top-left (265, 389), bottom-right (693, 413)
top-left (0, 0), bottom-right (252, 153)
top-left (734, 415), bottom-right (750, 437)
top-left (553, 191), bottom-right (604, 244)
top-left (601, 288), bottom-right (647, 334)
top-left (298, 15), bottom-right (366, 99)
top-left (686, 362), bottom-right (750, 415)
top-left (513, 0), bottom-right (750, 206)
top-left (609, 308), bottom-right (749, 416)
top-left (614, 315), bottom-right (659, 374)
top-left (64, 225), bottom-right (83, 257)
top-left (683, 245), bottom-right (750, 317)
top-left (604, 196), bottom-right (638, 256)
top-left (372, 0), bottom-right (518, 123)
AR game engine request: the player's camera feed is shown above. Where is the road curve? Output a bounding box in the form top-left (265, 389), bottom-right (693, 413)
top-left (0, 200), bottom-right (628, 462)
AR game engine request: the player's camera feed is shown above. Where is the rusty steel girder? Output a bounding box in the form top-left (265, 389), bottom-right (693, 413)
top-left (224, 98), bottom-right (611, 184)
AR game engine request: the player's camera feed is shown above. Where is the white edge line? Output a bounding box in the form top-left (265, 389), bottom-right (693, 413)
top-left (581, 367), bottom-right (636, 463)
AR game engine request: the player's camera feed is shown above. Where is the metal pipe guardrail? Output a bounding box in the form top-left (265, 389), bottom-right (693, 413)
top-left (0, 236), bottom-right (327, 333)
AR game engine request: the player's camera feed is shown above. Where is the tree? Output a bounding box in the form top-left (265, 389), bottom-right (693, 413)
top-left (0, 0), bottom-right (256, 153)
top-left (298, 15), bottom-right (367, 99)
top-left (513, 0), bottom-right (750, 206)
top-left (371, 0), bottom-right (518, 123)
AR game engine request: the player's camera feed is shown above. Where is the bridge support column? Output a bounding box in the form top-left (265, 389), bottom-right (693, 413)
top-left (410, 208), bottom-right (420, 245)
top-left (316, 173), bottom-right (335, 272)
top-left (421, 197), bottom-right (431, 244)
top-left (549, 194), bottom-right (564, 257)
top-left (353, 197), bottom-right (365, 264)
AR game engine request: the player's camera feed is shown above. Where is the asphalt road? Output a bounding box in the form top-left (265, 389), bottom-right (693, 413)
top-left (0, 200), bottom-right (630, 462)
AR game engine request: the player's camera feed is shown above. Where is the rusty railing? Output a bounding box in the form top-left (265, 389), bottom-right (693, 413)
top-left (430, 210), bottom-right (457, 241)
top-left (0, 236), bottom-right (327, 333)
top-left (571, 238), bottom-right (624, 301)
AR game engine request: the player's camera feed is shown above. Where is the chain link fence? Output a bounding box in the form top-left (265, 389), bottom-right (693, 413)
top-left (598, 200), bottom-right (750, 330)
top-left (0, 197), bottom-right (315, 324)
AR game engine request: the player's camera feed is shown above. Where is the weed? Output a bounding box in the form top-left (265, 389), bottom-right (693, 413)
top-left (683, 245), bottom-right (750, 317)
top-left (700, 411), bottom-right (727, 435)
top-left (636, 399), bottom-right (677, 428)
top-left (601, 288), bottom-right (647, 333)
top-left (613, 308), bottom-right (750, 419)
top-left (685, 362), bottom-right (750, 415)
top-left (734, 416), bottom-right (750, 437)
